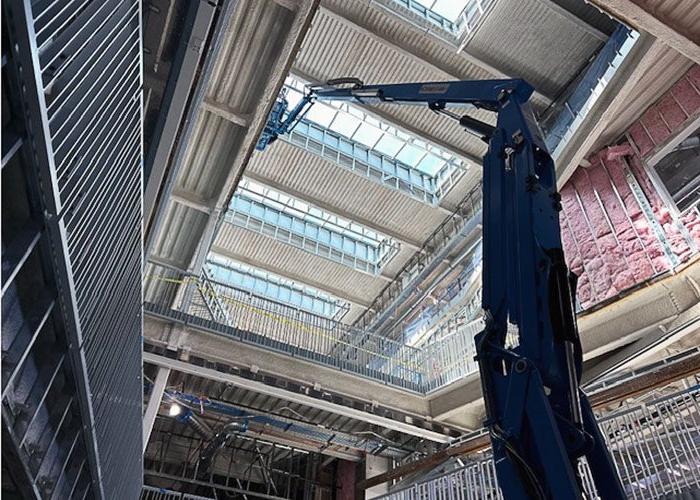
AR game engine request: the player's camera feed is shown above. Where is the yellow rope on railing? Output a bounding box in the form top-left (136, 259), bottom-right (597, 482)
top-left (145, 274), bottom-right (427, 375)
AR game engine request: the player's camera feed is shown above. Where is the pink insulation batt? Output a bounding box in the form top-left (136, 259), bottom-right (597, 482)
top-left (559, 65), bottom-right (700, 309)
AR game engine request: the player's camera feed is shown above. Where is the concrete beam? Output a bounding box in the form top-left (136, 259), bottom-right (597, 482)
top-left (201, 98), bottom-right (251, 127)
top-left (583, 304), bottom-right (700, 384)
top-left (428, 375), bottom-right (482, 425)
top-left (146, 255), bottom-right (190, 274)
top-left (272, 0), bottom-right (300, 12)
top-left (143, 366), bottom-right (170, 453)
top-left (243, 171), bottom-right (423, 250)
top-left (170, 188), bottom-right (214, 214)
top-left (587, 0), bottom-right (700, 64)
top-left (143, 315), bottom-right (431, 418)
top-left (143, 351), bottom-right (452, 442)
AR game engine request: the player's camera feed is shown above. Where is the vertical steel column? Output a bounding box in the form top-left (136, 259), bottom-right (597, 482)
top-left (143, 367), bottom-right (171, 453)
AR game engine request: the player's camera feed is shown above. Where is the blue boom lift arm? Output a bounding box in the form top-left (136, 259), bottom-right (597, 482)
top-left (257, 78), bottom-right (625, 499)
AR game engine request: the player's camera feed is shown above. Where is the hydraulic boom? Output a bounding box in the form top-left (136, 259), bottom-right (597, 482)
top-left (258, 78), bottom-right (626, 499)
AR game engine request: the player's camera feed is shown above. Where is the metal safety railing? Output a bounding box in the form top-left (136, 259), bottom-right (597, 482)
top-left (144, 261), bottom-right (483, 393)
top-left (379, 385), bottom-right (700, 500)
top-left (142, 486), bottom-right (213, 500)
top-left (145, 262), bottom-right (429, 391)
top-left (422, 319), bottom-right (483, 392)
top-left (354, 183), bottom-right (482, 334)
top-left (142, 483), bottom-right (333, 500)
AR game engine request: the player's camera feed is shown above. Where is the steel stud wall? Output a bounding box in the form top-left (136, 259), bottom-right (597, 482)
top-left (2, 0), bottom-right (143, 497)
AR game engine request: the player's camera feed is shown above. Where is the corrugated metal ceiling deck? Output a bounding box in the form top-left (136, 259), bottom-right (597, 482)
top-left (464, 0), bottom-right (605, 99)
top-left (213, 222), bottom-right (417, 309)
top-left (152, 201), bottom-right (209, 269)
top-left (149, 0), bottom-right (318, 273)
top-left (294, 6), bottom-right (495, 161)
top-left (245, 141), bottom-right (456, 245)
top-left (654, 0), bottom-right (700, 41)
top-left (551, 0), bottom-right (618, 35)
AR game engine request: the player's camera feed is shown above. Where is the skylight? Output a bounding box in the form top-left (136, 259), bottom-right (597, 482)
top-left (391, 0), bottom-right (492, 35)
top-left (225, 179), bottom-right (399, 275)
top-left (415, 0), bottom-right (470, 22)
top-left (281, 76), bottom-right (469, 204)
top-left (206, 254), bottom-right (350, 320)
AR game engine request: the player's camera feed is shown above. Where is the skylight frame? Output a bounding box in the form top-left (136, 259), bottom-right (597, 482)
top-left (389, 0), bottom-right (493, 37)
top-left (226, 179), bottom-right (400, 276)
top-left (206, 253), bottom-right (351, 321)
top-left (281, 76), bottom-right (469, 205)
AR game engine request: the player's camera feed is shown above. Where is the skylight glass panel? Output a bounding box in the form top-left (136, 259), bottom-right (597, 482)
top-left (206, 254), bottom-right (350, 320)
top-left (374, 134), bottom-right (404, 157)
top-left (305, 103), bottom-right (336, 128)
top-left (417, 154), bottom-right (444, 176)
top-left (227, 179), bottom-right (400, 275)
top-left (431, 0), bottom-right (468, 21)
top-left (352, 123), bottom-right (383, 148)
top-left (330, 113), bottom-right (362, 138)
top-left (390, 0), bottom-right (490, 34)
top-left (395, 144), bottom-right (425, 167)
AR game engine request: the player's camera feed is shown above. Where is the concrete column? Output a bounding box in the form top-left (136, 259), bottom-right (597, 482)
top-left (365, 455), bottom-right (390, 499)
top-left (143, 366), bottom-right (170, 453)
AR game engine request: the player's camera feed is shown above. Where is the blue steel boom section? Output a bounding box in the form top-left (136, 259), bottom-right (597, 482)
top-left (257, 78), bottom-right (627, 499)
top-left (256, 86), bottom-right (316, 151)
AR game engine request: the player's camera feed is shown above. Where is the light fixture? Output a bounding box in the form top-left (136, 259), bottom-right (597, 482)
top-left (168, 403), bottom-right (182, 417)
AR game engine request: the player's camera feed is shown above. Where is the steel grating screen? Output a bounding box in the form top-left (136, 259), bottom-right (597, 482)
top-left (4, 0), bottom-right (143, 497)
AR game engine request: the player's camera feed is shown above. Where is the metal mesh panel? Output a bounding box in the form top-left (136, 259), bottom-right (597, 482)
top-left (380, 386), bottom-right (700, 500)
top-left (3, 0), bottom-right (143, 497)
